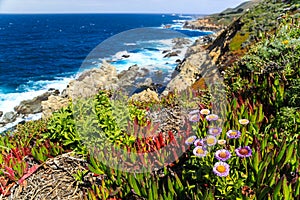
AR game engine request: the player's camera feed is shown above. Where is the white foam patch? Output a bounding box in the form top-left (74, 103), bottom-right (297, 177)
top-left (105, 37), bottom-right (193, 73)
top-left (0, 113), bottom-right (42, 133)
top-left (0, 77), bottom-right (72, 114)
top-left (124, 43), bottom-right (136, 46)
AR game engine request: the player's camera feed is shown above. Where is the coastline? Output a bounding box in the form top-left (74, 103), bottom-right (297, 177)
top-left (1, 0), bottom-right (300, 198)
top-left (0, 22), bottom-right (217, 133)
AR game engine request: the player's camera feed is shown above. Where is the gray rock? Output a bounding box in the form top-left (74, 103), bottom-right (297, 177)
top-left (1, 111), bottom-right (17, 124)
top-left (172, 38), bottom-right (192, 49)
top-left (162, 50), bottom-right (170, 54)
top-left (41, 95), bottom-right (70, 119)
top-left (137, 78), bottom-right (153, 88)
top-left (117, 65), bottom-right (150, 87)
top-left (0, 111), bottom-right (3, 118)
top-left (48, 88), bottom-right (60, 95)
top-left (122, 54), bottom-right (130, 58)
top-left (14, 91), bottom-right (54, 115)
top-left (163, 52), bottom-right (178, 58)
top-left (66, 60), bottom-right (119, 99)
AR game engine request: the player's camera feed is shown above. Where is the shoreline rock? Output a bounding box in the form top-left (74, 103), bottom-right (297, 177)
top-left (14, 89), bottom-right (60, 115)
top-left (163, 34), bottom-right (218, 94)
top-left (0, 111), bottom-right (17, 125)
top-left (183, 17), bottom-right (224, 32)
top-left (41, 95), bottom-right (70, 119)
top-left (66, 60), bottom-right (119, 100)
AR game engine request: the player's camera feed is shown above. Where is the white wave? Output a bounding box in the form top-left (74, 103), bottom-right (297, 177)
top-left (0, 113), bottom-right (42, 133)
top-left (107, 37), bottom-right (193, 75)
top-left (0, 77), bottom-right (73, 114)
top-left (124, 43), bottom-right (136, 46)
top-left (178, 15), bottom-right (193, 19)
top-left (172, 19), bottom-right (187, 23)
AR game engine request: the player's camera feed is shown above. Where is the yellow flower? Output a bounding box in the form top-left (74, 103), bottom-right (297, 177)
top-left (282, 40), bottom-right (289, 45)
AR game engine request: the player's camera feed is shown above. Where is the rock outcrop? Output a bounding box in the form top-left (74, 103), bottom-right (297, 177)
top-left (14, 90), bottom-right (59, 115)
top-left (130, 88), bottom-right (160, 103)
top-left (172, 38), bottom-right (192, 49)
top-left (164, 34), bottom-right (220, 94)
top-left (207, 16), bottom-right (244, 64)
top-left (117, 65), bottom-right (150, 88)
top-left (164, 52), bottom-right (178, 58)
top-left (41, 95), bottom-right (70, 119)
top-left (66, 61), bottom-right (118, 99)
top-left (184, 18), bottom-right (224, 31)
top-left (0, 111), bottom-right (17, 124)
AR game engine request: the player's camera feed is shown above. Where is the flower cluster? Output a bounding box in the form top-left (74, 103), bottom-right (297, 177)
top-left (185, 110), bottom-right (253, 177)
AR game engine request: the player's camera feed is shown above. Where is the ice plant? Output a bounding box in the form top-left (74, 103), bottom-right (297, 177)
top-left (205, 114), bottom-right (219, 121)
top-left (215, 149), bottom-right (231, 161)
top-left (226, 130), bottom-right (241, 139)
top-left (208, 127), bottom-right (222, 136)
top-left (193, 146), bottom-right (207, 157)
top-left (205, 135), bottom-right (217, 146)
top-left (218, 139), bottom-right (226, 145)
top-left (200, 109), bottom-right (210, 115)
top-left (235, 146), bottom-right (252, 158)
top-left (194, 139), bottom-right (204, 146)
top-left (185, 136), bottom-right (197, 145)
top-left (239, 119), bottom-right (249, 125)
top-left (213, 162), bottom-right (230, 177)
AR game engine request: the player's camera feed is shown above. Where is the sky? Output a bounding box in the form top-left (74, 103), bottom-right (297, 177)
top-left (0, 0), bottom-right (250, 14)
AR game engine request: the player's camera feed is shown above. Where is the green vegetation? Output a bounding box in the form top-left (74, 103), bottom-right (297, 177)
top-left (0, 0), bottom-right (299, 199)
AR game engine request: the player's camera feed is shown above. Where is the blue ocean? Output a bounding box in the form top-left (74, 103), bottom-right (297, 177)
top-left (0, 14), bottom-right (211, 130)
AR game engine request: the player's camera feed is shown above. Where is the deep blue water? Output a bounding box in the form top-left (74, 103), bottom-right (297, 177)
top-left (0, 14), bottom-right (211, 116)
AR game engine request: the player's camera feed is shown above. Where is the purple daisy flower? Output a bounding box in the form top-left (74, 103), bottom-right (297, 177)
top-left (217, 139), bottom-right (226, 145)
top-left (239, 119), bottom-right (249, 125)
top-left (200, 109), bottom-right (210, 115)
top-left (205, 114), bottom-right (219, 121)
top-left (194, 138), bottom-right (204, 146)
top-left (189, 114), bottom-right (200, 122)
top-left (208, 127), bottom-right (222, 136)
top-left (226, 130), bottom-right (241, 139)
top-left (193, 146), bottom-right (208, 157)
top-left (215, 149), bottom-right (231, 161)
top-left (213, 162), bottom-right (230, 177)
top-left (185, 136), bottom-right (197, 145)
top-left (205, 135), bottom-right (217, 146)
top-left (235, 146), bottom-right (252, 158)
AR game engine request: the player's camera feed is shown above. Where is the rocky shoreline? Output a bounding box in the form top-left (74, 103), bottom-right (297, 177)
top-left (0, 35), bottom-right (219, 131)
top-left (183, 17), bottom-right (225, 32)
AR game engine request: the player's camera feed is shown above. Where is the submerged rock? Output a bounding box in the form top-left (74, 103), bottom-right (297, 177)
top-left (163, 52), bottom-right (178, 58)
top-left (122, 54), bottom-right (130, 58)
